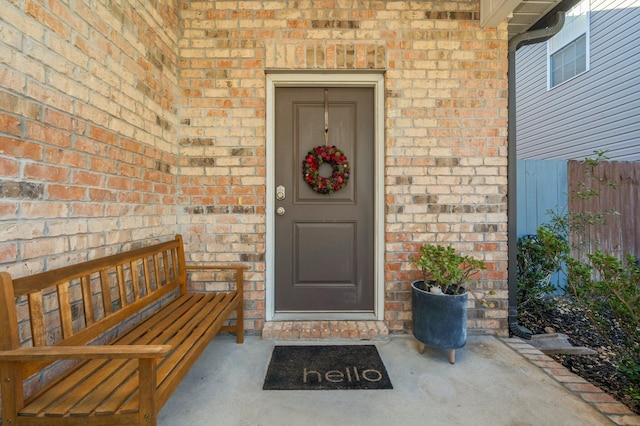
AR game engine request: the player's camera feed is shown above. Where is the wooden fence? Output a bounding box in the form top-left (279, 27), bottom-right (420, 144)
top-left (516, 159), bottom-right (568, 236)
top-left (517, 159), bottom-right (568, 288)
top-left (568, 160), bottom-right (640, 263)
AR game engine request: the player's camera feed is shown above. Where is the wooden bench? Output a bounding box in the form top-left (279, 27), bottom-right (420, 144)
top-left (0, 234), bottom-right (247, 425)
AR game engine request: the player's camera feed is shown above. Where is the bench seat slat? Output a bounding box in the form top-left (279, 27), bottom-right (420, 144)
top-left (73, 359), bottom-right (139, 416)
top-left (123, 292), bottom-right (239, 412)
top-left (20, 295), bottom-right (204, 416)
top-left (157, 293), bottom-right (237, 385)
top-left (42, 359), bottom-right (133, 417)
top-left (94, 296), bottom-right (221, 415)
top-left (20, 360), bottom-right (110, 416)
top-left (97, 293), bottom-right (235, 415)
top-left (20, 292), bottom-right (238, 418)
top-left (116, 294), bottom-right (208, 346)
top-left (20, 347), bottom-right (170, 415)
top-left (154, 292), bottom-right (240, 408)
top-left (59, 359), bottom-right (135, 417)
top-left (31, 293), bottom-right (204, 417)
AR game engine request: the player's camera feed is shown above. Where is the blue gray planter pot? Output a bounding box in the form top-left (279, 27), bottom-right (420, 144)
top-left (411, 280), bottom-right (468, 351)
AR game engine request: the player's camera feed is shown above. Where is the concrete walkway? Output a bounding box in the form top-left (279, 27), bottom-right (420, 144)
top-left (159, 335), bottom-right (637, 426)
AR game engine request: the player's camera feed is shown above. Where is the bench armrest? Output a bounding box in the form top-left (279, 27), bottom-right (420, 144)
top-left (0, 344), bottom-right (172, 362)
top-left (185, 264), bottom-right (248, 293)
top-left (184, 264), bottom-right (249, 272)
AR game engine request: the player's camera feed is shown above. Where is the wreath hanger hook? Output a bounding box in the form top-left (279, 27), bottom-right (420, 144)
top-left (324, 88), bottom-right (329, 146)
top-left (302, 88), bottom-right (350, 194)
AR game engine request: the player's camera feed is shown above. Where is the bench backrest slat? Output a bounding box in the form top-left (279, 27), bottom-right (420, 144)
top-left (153, 254), bottom-right (162, 293)
top-left (28, 291), bottom-right (46, 346)
top-left (142, 258), bottom-right (152, 296)
top-left (116, 264), bottom-right (127, 308)
top-left (163, 251), bottom-right (171, 286)
top-left (81, 275), bottom-right (94, 326)
top-left (131, 261), bottom-right (141, 301)
top-left (58, 282), bottom-right (73, 340)
top-left (100, 269), bottom-right (112, 316)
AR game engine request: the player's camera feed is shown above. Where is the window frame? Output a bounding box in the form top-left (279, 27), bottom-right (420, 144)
top-left (547, 0), bottom-right (591, 90)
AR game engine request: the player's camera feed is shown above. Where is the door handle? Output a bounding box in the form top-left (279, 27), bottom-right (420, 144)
top-left (276, 207), bottom-right (285, 216)
top-left (276, 185), bottom-right (286, 200)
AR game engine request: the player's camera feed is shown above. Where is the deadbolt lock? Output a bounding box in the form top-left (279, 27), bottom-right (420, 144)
top-left (276, 185), bottom-right (286, 200)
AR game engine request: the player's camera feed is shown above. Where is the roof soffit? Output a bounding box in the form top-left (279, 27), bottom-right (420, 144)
top-left (481, 0), bottom-right (565, 39)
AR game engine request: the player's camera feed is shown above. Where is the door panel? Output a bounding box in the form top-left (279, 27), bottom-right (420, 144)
top-left (295, 222), bottom-right (356, 284)
top-left (275, 87), bottom-right (374, 312)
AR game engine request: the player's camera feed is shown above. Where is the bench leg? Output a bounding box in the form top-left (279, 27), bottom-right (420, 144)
top-left (139, 359), bottom-right (158, 426)
top-left (1, 362), bottom-right (22, 426)
top-left (236, 304), bottom-right (244, 344)
top-left (235, 269), bottom-right (245, 344)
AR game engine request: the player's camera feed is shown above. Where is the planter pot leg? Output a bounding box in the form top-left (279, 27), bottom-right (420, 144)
top-left (418, 343), bottom-right (426, 354)
top-left (449, 349), bottom-right (455, 364)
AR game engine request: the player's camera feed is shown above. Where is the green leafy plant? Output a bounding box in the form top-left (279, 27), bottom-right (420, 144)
top-left (516, 151), bottom-right (618, 308)
top-left (410, 244), bottom-right (494, 306)
top-left (518, 151), bottom-right (639, 406)
top-left (619, 350), bottom-right (640, 402)
top-left (516, 230), bottom-right (565, 309)
top-left (565, 252), bottom-right (640, 401)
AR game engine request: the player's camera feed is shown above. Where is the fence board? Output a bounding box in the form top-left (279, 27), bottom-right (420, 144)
top-left (516, 160), bottom-right (568, 236)
top-left (568, 160), bottom-right (639, 263)
top-left (517, 160), bottom-right (569, 289)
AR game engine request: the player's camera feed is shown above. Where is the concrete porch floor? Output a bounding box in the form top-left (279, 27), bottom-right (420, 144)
top-left (158, 334), bottom-right (639, 426)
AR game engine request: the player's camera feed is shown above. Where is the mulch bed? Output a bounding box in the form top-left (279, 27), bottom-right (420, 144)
top-left (518, 295), bottom-right (639, 415)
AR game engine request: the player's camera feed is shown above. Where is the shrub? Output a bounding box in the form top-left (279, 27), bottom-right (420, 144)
top-left (517, 152), bottom-right (639, 402)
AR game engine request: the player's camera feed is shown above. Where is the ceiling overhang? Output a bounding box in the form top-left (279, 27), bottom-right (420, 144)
top-left (481, 0), bottom-right (565, 39)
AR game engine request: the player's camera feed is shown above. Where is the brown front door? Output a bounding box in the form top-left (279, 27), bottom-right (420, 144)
top-left (274, 87), bottom-right (374, 312)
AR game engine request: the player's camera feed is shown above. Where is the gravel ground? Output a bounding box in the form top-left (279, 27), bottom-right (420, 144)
top-left (518, 295), bottom-right (639, 415)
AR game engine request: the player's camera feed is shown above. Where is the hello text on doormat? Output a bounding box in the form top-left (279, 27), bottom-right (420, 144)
top-left (262, 345), bottom-right (393, 390)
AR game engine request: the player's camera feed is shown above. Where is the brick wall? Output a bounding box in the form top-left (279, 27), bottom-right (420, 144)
top-left (178, 1), bottom-right (509, 334)
top-left (0, 0), bottom-right (180, 277)
top-left (1, 0), bottom-right (509, 336)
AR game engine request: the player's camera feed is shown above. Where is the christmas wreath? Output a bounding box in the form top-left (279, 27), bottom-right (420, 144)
top-left (302, 145), bottom-right (350, 194)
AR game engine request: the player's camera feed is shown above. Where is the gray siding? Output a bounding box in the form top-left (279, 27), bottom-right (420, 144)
top-left (515, 0), bottom-right (640, 161)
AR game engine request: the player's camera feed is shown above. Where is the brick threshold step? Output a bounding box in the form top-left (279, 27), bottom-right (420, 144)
top-left (262, 321), bottom-right (390, 341)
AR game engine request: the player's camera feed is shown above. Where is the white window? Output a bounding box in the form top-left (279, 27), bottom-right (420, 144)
top-left (548, 0), bottom-right (590, 88)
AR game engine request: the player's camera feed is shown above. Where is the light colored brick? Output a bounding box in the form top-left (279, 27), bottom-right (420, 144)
top-left (1, 0), bottom-right (509, 337)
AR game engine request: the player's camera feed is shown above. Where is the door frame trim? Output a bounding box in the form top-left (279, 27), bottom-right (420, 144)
top-left (265, 71), bottom-right (385, 321)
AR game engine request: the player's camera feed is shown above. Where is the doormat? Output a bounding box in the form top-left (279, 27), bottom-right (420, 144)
top-left (263, 345), bottom-right (393, 390)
